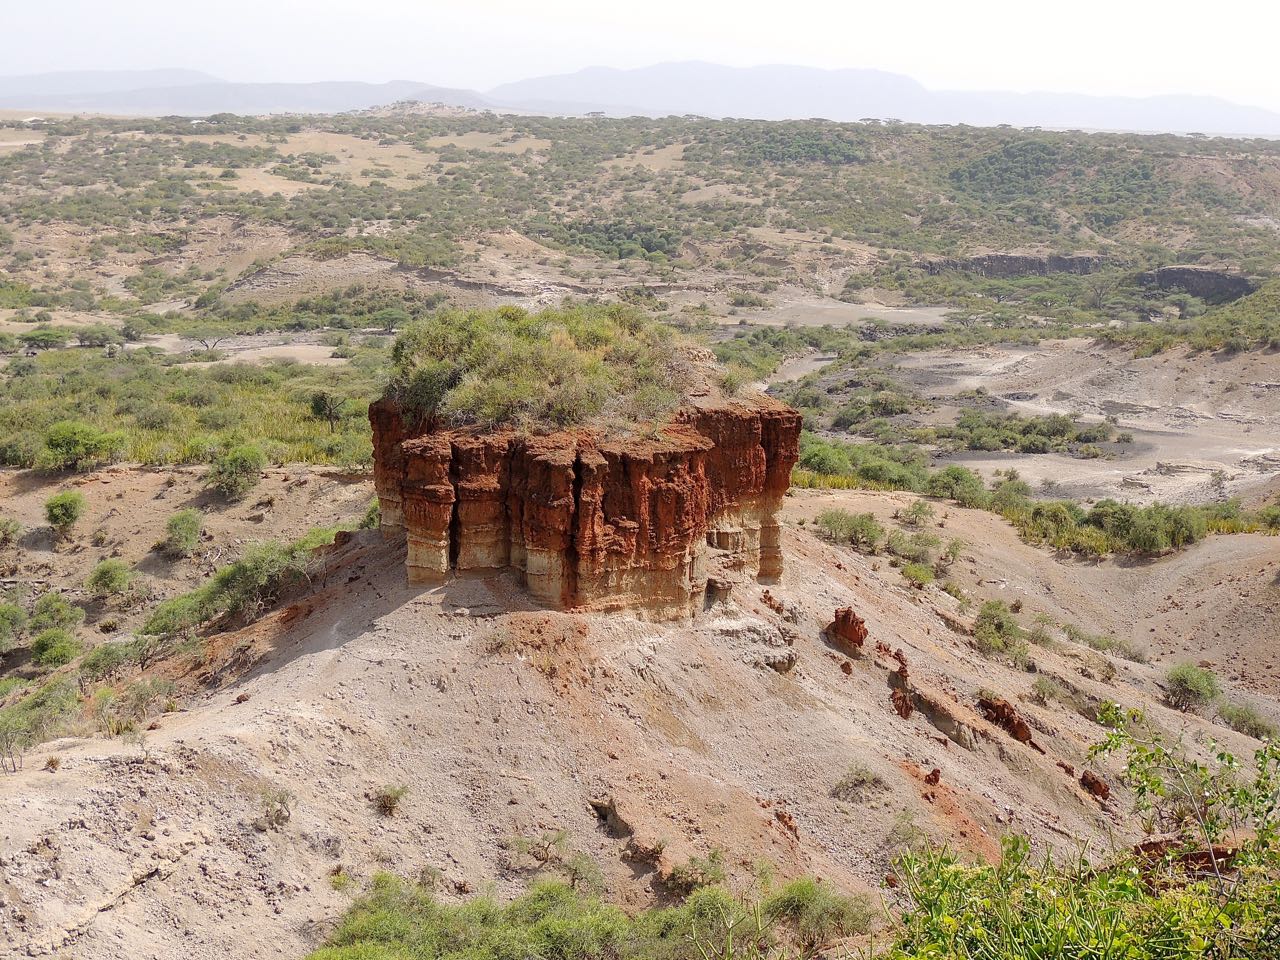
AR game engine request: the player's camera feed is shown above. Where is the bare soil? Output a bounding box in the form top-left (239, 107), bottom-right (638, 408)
top-left (2, 468), bottom-right (1275, 959)
top-left (889, 339), bottom-right (1280, 504)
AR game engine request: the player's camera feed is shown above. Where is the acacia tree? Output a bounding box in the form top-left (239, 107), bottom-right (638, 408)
top-left (309, 391), bottom-right (348, 432)
top-left (184, 329), bottom-right (232, 351)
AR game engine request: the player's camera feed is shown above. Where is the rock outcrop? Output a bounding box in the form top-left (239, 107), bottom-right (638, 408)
top-left (370, 397), bottom-right (801, 619)
top-left (826, 607), bottom-right (868, 655)
top-left (923, 253), bottom-right (1104, 278)
top-left (1138, 265), bottom-right (1256, 303)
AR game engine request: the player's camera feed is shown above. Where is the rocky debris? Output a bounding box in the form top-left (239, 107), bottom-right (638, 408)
top-left (923, 253), bottom-right (1104, 278)
top-left (757, 649), bottom-right (798, 673)
top-left (1080, 770), bottom-right (1111, 801)
top-left (704, 576), bottom-right (734, 606)
top-left (893, 649), bottom-right (909, 681)
top-left (370, 396), bottom-right (800, 619)
top-left (1138, 265), bottom-right (1256, 303)
top-left (1133, 835), bottom-right (1240, 873)
top-left (825, 607), bottom-right (868, 655)
top-left (710, 617), bottom-right (787, 648)
top-left (977, 695), bottom-right (1045, 754)
top-left (706, 616), bottom-right (797, 673)
top-left (890, 687), bottom-right (914, 720)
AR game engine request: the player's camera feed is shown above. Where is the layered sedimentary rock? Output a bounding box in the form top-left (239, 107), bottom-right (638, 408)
top-left (369, 397), bottom-right (801, 619)
top-left (1138, 265), bottom-right (1256, 303)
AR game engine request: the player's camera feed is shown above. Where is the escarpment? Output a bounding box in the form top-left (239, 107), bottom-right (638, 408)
top-left (370, 397), bottom-right (801, 619)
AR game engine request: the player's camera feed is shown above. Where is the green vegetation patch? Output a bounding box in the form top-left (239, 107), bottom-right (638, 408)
top-left (309, 874), bottom-right (870, 960)
top-left (387, 303), bottom-right (682, 431)
top-left (794, 434), bottom-right (1274, 557)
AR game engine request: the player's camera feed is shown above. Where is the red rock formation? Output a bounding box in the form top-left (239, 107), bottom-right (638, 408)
top-left (891, 688), bottom-right (914, 720)
top-left (826, 607), bottom-right (868, 654)
top-left (369, 396), bottom-right (801, 619)
top-left (977, 695), bottom-right (1045, 755)
top-left (1080, 770), bottom-right (1111, 801)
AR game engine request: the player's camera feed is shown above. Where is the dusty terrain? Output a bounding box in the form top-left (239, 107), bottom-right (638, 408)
top-left (887, 339), bottom-right (1280, 504)
top-left (1, 466), bottom-right (1276, 959)
top-left (1, 110), bottom-right (1278, 959)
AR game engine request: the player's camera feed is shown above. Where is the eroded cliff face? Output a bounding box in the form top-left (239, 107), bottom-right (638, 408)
top-left (370, 398), bottom-right (801, 619)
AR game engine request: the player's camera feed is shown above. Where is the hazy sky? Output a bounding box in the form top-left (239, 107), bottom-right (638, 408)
top-left (8, 0), bottom-right (1280, 109)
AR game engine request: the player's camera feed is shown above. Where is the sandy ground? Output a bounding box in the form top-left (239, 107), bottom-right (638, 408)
top-left (0, 466), bottom-right (375, 642)
top-left (783, 489), bottom-right (1280, 694)
top-left (748, 297), bottom-right (953, 329)
top-left (885, 339), bottom-right (1280, 504)
top-left (1, 467), bottom-right (1275, 958)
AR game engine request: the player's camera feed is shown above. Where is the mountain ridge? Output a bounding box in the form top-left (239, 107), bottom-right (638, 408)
top-left (3, 62), bottom-right (1279, 136)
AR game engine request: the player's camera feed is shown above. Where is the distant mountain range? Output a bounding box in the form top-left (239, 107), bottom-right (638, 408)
top-left (4, 63), bottom-right (1280, 137)
top-left (0, 70), bottom-right (489, 116)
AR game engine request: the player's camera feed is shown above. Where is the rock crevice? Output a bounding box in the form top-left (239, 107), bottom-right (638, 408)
top-left (370, 397), bottom-right (801, 619)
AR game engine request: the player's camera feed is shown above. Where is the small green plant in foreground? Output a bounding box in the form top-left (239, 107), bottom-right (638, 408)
top-left (900, 562), bottom-right (934, 588)
top-left (30, 628), bottom-right (81, 668)
top-left (308, 872), bottom-right (872, 960)
top-left (29, 593), bottom-right (84, 633)
top-left (973, 600), bottom-right (1028, 664)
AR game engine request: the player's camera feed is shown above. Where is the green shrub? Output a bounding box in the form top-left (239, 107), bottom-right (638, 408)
top-left (86, 559), bottom-right (132, 597)
top-left (79, 642), bottom-right (131, 683)
top-left (886, 529), bottom-right (941, 564)
top-left (666, 848), bottom-right (727, 894)
top-left (891, 834), bottom-right (1279, 960)
top-left (40, 420), bottom-right (125, 471)
top-left (0, 603), bottom-right (27, 652)
top-left (44, 491), bottom-right (86, 533)
top-left (900, 562), bottom-right (934, 588)
top-left (831, 763), bottom-right (886, 802)
top-left (1218, 700), bottom-right (1276, 739)
top-left (973, 600), bottom-right (1028, 663)
top-left (1061, 623), bottom-right (1147, 663)
top-left (163, 508), bottom-right (203, 557)
top-left (0, 516), bottom-right (20, 548)
top-left (900, 501), bottom-right (936, 527)
top-left (925, 465), bottom-right (990, 508)
top-left (388, 304), bottom-right (679, 431)
top-left (763, 876), bottom-right (874, 953)
top-left (308, 873), bottom-right (869, 960)
top-left (1164, 663), bottom-right (1221, 712)
top-left (29, 593), bottom-right (84, 633)
top-left (141, 533), bottom-right (325, 636)
top-left (206, 444), bottom-right (267, 499)
top-left (814, 508), bottom-right (883, 551)
top-left (31, 628), bottom-right (81, 668)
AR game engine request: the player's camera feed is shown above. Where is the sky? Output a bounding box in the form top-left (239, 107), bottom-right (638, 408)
top-left (7, 0), bottom-right (1280, 110)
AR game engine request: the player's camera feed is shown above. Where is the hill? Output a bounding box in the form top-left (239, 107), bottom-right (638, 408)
top-left (489, 62), bottom-right (1280, 135)
top-left (3, 461), bottom-right (1275, 956)
top-left (6, 64), bottom-right (1280, 134)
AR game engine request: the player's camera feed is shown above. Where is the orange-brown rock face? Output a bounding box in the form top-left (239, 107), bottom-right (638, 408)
top-left (369, 397), bottom-right (801, 619)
